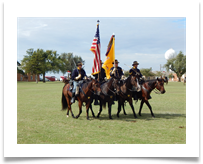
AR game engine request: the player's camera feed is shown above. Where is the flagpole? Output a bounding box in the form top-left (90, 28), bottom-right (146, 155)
top-left (113, 33), bottom-right (116, 70)
top-left (97, 20), bottom-right (100, 81)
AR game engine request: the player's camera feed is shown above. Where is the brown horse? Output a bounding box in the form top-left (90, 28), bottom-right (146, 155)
top-left (95, 77), bottom-right (121, 119)
top-left (61, 79), bottom-right (101, 120)
top-left (137, 77), bottom-right (166, 117)
top-left (116, 74), bottom-right (139, 118)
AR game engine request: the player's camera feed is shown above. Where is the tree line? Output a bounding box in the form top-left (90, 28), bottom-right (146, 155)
top-left (18, 48), bottom-right (84, 83)
top-left (124, 51), bottom-right (186, 82)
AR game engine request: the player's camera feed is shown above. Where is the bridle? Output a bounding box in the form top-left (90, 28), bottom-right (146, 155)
top-left (142, 79), bottom-right (163, 94)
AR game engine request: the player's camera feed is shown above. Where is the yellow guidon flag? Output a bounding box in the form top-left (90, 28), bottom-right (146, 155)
top-left (102, 34), bottom-right (115, 79)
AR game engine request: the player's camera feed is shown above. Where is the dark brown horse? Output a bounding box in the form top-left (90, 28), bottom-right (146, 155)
top-left (61, 79), bottom-right (101, 120)
top-left (94, 77), bottom-right (121, 119)
top-left (116, 74), bottom-right (139, 118)
top-left (136, 77), bottom-right (166, 117)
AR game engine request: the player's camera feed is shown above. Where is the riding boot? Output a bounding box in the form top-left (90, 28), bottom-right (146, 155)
top-left (94, 95), bottom-right (100, 105)
top-left (71, 92), bottom-right (75, 103)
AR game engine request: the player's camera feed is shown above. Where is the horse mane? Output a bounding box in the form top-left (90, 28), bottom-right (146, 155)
top-left (145, 79), bottom-right (157, 86)
top-left (82, 80), bottom-right (93, 89)
top-left (123, 76), bottom-right (131, 84)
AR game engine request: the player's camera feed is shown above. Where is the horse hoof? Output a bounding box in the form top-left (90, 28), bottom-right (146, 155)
top-left (109, 117), bottom-right (113, 120)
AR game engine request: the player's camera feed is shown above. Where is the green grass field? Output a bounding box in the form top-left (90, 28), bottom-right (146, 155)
top-left (17, 81), bottom-right (186, 144)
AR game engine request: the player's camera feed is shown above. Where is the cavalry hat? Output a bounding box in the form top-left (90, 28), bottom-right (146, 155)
top-left (112, 59), bottom-right (119, 64)
top-left (132, 61), bottom-right (139, 66)
top-left (77, 61), bottom-right (83, 66)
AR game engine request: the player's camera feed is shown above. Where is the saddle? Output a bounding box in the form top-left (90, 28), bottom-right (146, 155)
top-left (67, 80), bottom-right (84, 94)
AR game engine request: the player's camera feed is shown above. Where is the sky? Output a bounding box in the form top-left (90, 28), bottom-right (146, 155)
top-left (17, 17), bottom-right (186, 78)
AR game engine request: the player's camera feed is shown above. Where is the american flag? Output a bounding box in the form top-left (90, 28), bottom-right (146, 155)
top-left (90, 21), bottom-right (101, 74)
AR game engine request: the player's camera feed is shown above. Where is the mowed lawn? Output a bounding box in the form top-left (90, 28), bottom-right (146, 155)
top-left (17, 81), bottom-right (186, 144)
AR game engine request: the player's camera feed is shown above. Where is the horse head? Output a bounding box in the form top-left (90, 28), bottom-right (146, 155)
top-left (130, 72), bottom-right (141, 91)
top-left (155, 77), bottom-right (166, 94)
top-left (91, 79), bottom-right (101, 96)
top-left (112, 76), bottom-right (121, 95)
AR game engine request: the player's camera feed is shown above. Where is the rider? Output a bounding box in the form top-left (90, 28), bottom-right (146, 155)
top-left (93, 60), bottom-right (106, 82)
top-left (71, 61), bottom-right (87, 103)
top-left (129, 61), bottom-right (143, 80)
top-left (92, 60), bottom-right (106, 105)
top-left (110, 59), bottom-right (124, 103)
top-left (110, 59), bottom-right (124, 80)
top-left (129, 61), bottom-right (143, 100)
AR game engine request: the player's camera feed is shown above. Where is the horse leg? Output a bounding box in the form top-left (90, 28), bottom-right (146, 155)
top-left (75, 100), bottom-right (82, 119)
top-left (123, 104), bottom-right (127, 115)
top-left (117, 101), bottom-right (122, 118)
top-left (97, 101), bottom-right (103, 118)
top-left (129, 98), bottom-right (137, 118)
top-left (138, 100), bottom-right (144, 116)
top-left (66, 96), bottom-right (75, 118)
top-left (108, 102), bottom-right (113, 119)
top-left (89, 104), bottom-right (95, 118)
top-left (145, 100), bottom-right (155, 118)
top-left (86, 101), bottom-right (91, 120)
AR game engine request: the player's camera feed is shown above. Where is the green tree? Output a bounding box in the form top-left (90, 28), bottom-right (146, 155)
top-left (21, 48), bottom-right (62, 83)
top-left (124, 71), bottom-right (129, 77)
top-left (21, 49), bottom-right (44, 83)
top-left (17, 61), bottom-right (25, 75)
top-left (140, 68), bottom-right (155, 77)
top-left (164, 51), bottom-right (186, 82)
top-left (59, 53), bottom-right (85, 75)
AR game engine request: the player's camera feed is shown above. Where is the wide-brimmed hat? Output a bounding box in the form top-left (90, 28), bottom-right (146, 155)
top-left (112, 59), bottom-right (119, 64)
top-left (132, 61), bottom-right (139, 66)
top-left (77, 61), bottom-right (83, 66)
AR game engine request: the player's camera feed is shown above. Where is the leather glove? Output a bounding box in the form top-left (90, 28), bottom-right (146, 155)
top-left (112, 68), bottom-right (116, 74)
top-left (75, 74), bottom-right (81, 80)
top-left (121, 75), bottom-right (125, 80)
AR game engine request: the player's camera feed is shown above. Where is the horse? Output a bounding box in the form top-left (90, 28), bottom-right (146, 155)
top-left (135, 77), bottom-right (166, 117)
top-left (89, 77), bottom-right (121, 119)
top-left (116, 74), bottom-right (139, 118)
top-left (61, 78), bottom-right (101, 120)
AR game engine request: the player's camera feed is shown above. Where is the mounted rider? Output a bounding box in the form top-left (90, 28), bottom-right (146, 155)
top-left (71, 61), bottom-right (87, 103)
top-left (93, 60), bottom-right (106, 83)
top-left (110, 59), bottom-right (124, 80)
top-left (110, 59), bottom-right (124, 103)
top-left (92, 60), bottom-right (106, 105)
top-left (129, 61), bottom-right (151, 100)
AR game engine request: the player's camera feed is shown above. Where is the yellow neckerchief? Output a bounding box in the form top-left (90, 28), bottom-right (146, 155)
top-left (133, 66), bottom-right (138, 70)
top-left (77, 67), bottom-right (82, 70)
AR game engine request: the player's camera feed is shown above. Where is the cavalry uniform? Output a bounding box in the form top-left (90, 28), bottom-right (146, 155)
top-left (129, 67), bottom-right (143, 78)
top-left (92, 60), bottom-right (106, 105)
top-left (110, 59), bottom-right (124, 80)
top-left (129, 61), bottom-right (143, 80)
top-left (94, 67), bottom-right (106, 82)
top-left (71, 62), bottom-right (87, 103)
top-left (93, 60), bottom-right (106, 82)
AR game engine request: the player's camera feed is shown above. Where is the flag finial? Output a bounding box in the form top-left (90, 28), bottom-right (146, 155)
top-left (97, 20), bottom-right (100, 23)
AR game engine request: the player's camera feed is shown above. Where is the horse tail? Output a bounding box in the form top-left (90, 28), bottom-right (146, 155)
top-left (102, 102), bottom-right (106, 109)
top-left (61, 84), bottom-right (68, 110)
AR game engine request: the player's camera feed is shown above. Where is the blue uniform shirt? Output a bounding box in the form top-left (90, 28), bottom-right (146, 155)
top-left (129, 67), bottom-right (143, 78)
top-left (71, 67), bottom-right (87, 81)
top-left (110, 66), bottom-right (124, 79)
top-left (93, 67), bottom-right (106, 81)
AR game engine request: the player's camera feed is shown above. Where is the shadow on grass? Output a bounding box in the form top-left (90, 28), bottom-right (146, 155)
top-left (93, 113), bottom-right (186, 121)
